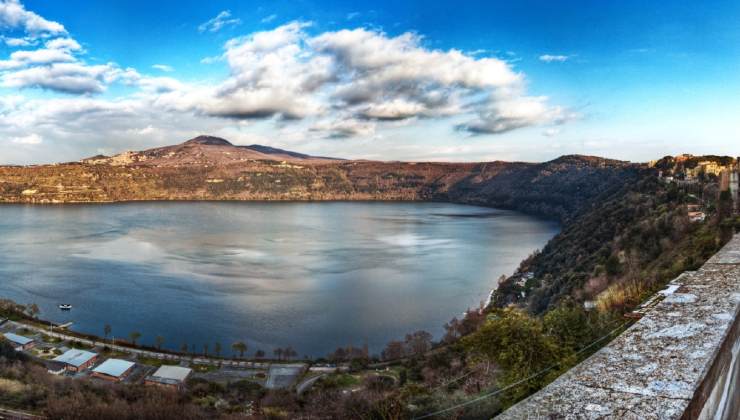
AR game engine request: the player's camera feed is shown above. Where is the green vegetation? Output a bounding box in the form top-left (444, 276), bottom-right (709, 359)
top-left (136, 356), bottom-right (180, 367)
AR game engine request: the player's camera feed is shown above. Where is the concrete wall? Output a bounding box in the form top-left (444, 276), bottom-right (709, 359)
top-left (498, 234), bottom-right (740, 419)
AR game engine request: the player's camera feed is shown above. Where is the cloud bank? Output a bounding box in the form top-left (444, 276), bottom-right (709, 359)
top-left (0, 1), bottom-right (571, 163)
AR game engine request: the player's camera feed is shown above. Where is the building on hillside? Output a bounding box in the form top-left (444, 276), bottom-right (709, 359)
top-left (45, 360), bottom-right (67, 375)
top-left (688, 211), bottom-right (706, 223)
top-left (53, 349), bottom-right (98, 372)
top-left (3, 332), bottom-right (35, 351)
top-left (145, 365), bottom-right (192, 388)
top-left (92, 359), bottom-right (136, 382)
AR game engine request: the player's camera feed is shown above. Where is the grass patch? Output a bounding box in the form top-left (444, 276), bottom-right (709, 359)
top-left (136, 356), bottom-right (180, 367)
top-left (41, 334), bottom-right (62, 344)
top-left (190, 363), bottom-right (219, 373)
top-left (69, 341), bottom-right (94, 350)
top-left (0, 378), bottom-right (30, 394)
top-left (317, 373), bottom-right (361, 390)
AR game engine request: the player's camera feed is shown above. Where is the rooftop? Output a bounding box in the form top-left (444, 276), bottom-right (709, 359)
top-left (92, 359), bottom-right (135, 378)
top-left (149, 365), bottom-right (192, 383)
top-left (499, 234), bottom-right (740, 419)
top-left (53, 349), bottom-right (97, 367)
top-left (3, 332), bottom-right (33, 345)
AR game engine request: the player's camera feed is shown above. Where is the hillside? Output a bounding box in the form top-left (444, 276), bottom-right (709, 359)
top-left (0, 136), bottom-right (637, 225)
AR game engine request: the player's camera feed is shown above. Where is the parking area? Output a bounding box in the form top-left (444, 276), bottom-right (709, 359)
top-left (0, 319), bottom-right (307, 391)
top-left (265, 363), bottom-right (307, 389)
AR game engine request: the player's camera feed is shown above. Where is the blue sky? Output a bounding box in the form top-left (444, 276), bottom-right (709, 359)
top-left (1, 0), bottom-right (738, 164)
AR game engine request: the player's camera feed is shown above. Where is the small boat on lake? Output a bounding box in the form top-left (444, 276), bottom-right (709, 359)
top-left (58, 304), bottom-right (72, 310)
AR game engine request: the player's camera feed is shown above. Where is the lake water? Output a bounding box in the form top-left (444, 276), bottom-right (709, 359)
top-left (0, 202), bottom-right (558, 357)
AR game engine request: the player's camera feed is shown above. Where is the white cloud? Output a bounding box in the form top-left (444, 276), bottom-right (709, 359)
top-left (542, 127), bottom-right (561, 137)
top-left (0, 0), bottom-right (65, 35)
top-left (0, 4), bottom-right (118, 95)
top-left (1, 35), bottom-right (32, 46)
top-left (0, 47), bottom-right (75, 69)
top-left (44, 37), bottom-right (81, 51)
top-left (152, 64), bottom-right (174, 72)
top-left (198, 10), bottom-right (241, 33)
top-left (539, 54), bottom-right (569, 63)
top-left (261, 14), bottom-right (277, 24)
top-left (346, 12), bottom-right (360, 20)
top-left (11, 132), bottom-right (41, 144)
top-left (1, 62), bottom-right (120, 94)
top-left (311, 117), bottom-right (376, 138)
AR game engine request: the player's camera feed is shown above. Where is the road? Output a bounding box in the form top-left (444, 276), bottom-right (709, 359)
top-left (296, 373), bottom-right (326, 395)
top-left (0, 407), bottom-right (43, 420)
top-left (10, 320), bottom-right (268, 368)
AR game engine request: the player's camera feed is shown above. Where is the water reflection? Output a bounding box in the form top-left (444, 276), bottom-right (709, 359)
top-left (0, 202), bottom-right (558, 356)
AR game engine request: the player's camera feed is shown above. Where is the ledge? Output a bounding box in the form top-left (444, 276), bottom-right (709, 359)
top-left (498, 234), bottom-right (740, 419)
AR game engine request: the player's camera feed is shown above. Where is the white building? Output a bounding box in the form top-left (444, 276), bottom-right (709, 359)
top-left (145, 365), bottom-right (192, 388)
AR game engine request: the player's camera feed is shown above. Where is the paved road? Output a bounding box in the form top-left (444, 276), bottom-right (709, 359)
top-left (296, 373), bottom-right (326, 395)
top-left (10, 321), bottom-right (271, 368)
top-left (0, 407), bottom-right (43, 419)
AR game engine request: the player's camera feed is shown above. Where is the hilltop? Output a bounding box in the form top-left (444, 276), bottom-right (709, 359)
top-left (80, 135), bottom-right (340, 167)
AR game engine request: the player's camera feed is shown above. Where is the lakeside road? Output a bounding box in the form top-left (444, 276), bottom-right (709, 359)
top-left (10, 320), bottom-right (272, 369)
top-left (0, 406), bottom-right (43, 420)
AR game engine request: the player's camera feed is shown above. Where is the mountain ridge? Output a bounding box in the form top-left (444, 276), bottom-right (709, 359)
top-left (0, 136), bottom-right (642, 226)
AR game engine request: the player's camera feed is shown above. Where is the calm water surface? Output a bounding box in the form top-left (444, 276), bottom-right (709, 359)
top-left (0, 202), bottom-right (558, 356)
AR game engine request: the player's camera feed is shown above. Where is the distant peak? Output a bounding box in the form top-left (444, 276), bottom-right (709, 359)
top-left (183, 135), bottom-right (232, 146)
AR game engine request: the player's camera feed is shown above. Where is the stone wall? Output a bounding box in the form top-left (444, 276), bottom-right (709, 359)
top-left (498, 234), bottom-right (740, 419)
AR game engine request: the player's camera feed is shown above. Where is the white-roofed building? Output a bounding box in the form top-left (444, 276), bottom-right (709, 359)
top-left (3, 332), bottom-right (35, 351)
top-left (53, 349), bottom-right (98, 372)
top-left (92, 359), bottom-right (136, 382)
top-left (145, 365), bottom-right (192, 388)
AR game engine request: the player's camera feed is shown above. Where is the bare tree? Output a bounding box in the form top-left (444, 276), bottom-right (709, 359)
top-left (129, 331), bottom-right (142, 346)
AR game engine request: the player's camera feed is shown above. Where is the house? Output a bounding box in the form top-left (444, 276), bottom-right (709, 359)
top-left (45, 360), bottom-right (67, 375)
top-left (3, 332), bottom-right (35, 351)
top-left (145, 365), bottom-right (192, 388)
top-left (92, 359), bottom-right (136, 382)
top-left (53, 349), bottom-right (98, 372)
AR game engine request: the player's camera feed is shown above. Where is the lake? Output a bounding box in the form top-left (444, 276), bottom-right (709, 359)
top-left (0, 202), bottom-right (559, 357)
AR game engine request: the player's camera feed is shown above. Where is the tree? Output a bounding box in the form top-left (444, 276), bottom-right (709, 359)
top-left (542, 300), bottom-right (599, 351)
top-left (331, 347), bottom-right (348, 362)
top-left (255, 349), bottom-right (265, 359)
top-left (155, 335), bottom-right (165, 350)
top-left (214, 342), bottom-right (222, 357)
top-left (232, 342), bottom-right (247, 358)
top-left (26, 303), bottom-right (40, 319)
top-left (462, 308), bottom-right (574, 406)
top-left (129, 331), bottom-right (141, 346)
top-left (181, 342), bottom-right (188, 354)
top-left (103, 324), bottom-right (112, 342)
top-left (274, 348), bottom-right (283, 361)
top-left (381, 341), bottom-right (405, 361)
top-left (404, 330), bottom-right (433, 356)
top-left (283, 346), bottom-right (297, 360)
